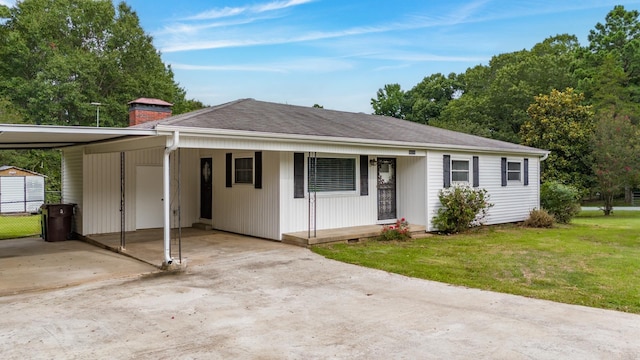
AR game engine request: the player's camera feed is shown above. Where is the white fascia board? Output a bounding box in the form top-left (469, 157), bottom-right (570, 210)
top-left (0, 124), bottom-right (155, 136)
top-left (155, 125), bottom-right (549, 157)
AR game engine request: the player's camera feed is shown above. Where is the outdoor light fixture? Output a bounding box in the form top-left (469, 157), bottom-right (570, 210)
top-left (90, 102), bottom-right (102, 127)
top-left (369, 158), bottom-right (377, 166)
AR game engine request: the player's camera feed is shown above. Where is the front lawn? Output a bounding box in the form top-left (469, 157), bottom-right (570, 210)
top-left (0, 215), bottom-right (41, 240)
top-left (312, 211), bottom-right (640, 313)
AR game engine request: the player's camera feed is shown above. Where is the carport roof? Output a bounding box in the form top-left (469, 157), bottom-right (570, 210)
top-left (0, 124), bottom-right (155, 149)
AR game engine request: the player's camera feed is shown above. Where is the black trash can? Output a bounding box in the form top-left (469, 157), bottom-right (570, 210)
top-left (41, 204), bottom-right (74, 242)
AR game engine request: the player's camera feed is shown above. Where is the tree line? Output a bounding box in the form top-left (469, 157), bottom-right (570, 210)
top-left (0, 0), bottom-right (205, 202)
top-left (372, 5), bottom-right (640, 213)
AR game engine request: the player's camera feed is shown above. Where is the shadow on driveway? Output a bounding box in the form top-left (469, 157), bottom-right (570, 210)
top-left (0, 237), bottom-right (158, 296)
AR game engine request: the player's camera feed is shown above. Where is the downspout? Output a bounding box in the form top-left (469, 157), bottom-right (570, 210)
top-left (538, 151), bottom-right (549, 210)
top-left (163, 131), bottom-right (179, 265)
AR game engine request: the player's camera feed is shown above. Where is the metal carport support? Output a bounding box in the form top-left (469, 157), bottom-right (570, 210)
top-left (163, 131), bottom-right (179, 265)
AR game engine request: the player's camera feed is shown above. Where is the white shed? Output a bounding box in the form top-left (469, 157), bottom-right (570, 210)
top-left (0, 166), bottom-right (46, 214)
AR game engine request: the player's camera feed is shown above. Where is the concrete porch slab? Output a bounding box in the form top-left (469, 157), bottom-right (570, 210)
top-left (282, 224), bottom-right (428, 247)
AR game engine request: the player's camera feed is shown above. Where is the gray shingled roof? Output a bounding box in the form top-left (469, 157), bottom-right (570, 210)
top-left (132, 98), bottom-right (545, 154)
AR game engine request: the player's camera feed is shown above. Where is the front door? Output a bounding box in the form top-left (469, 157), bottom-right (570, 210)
top-left (377, 158), bottom-right (396, 220)
top-left (200, 158), bottom-right (212, 220)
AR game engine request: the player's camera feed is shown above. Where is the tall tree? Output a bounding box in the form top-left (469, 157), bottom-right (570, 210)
top-left (371, 83), bottom-right (406, 118)
top-left (520, 88), bottom-right (594, 191)
top-left (436, 35), bottom-right (579, 143)
top-left (592, 111), bottom-right (640, 215)
top-left (403, 73), bottom-right (462, 125)
top-left (579, 5), bottom-right (640, 104)
top-left (0, 0), bottom-right (201, 127)
top-left (0, 0), bottom-right (205, 200)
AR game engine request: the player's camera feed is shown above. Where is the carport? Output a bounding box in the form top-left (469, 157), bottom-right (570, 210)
top-left (0, 124), bottom-right (185, 267)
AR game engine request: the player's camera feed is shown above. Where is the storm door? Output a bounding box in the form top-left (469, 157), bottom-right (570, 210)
top-left (200, 158), bottom-right (212, 220)
top-left (377, 158), bottom-right (396, 220)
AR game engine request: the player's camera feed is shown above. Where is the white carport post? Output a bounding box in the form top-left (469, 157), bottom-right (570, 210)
top-left (163, 131), bottom-right (179, 266)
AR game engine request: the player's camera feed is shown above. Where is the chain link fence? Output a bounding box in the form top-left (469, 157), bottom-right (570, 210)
top-left (0, 213), bottom-right (41, 240)
top-left (0, 191), bottom-right (61, 240)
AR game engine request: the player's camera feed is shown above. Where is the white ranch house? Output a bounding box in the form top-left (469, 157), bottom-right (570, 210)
top-left (0, 98), bottom-right (548, 266)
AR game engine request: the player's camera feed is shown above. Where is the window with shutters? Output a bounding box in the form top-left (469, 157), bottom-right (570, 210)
top-left (507, 161), bottom-right (521, 181)
top-left (308, 157), bottom-right (356, 192)
top-left (234, 157), bottom-right (253, 184)
top-left (451, 160), bottom-right (470, 183)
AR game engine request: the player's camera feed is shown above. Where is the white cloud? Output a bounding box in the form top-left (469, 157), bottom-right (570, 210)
top-left (171, 63), bottom-right (287, 73)
top-left (369, 52), bottom-right (488, 63)
top-left (0, 0), bottom-right (16, 6)
top-left (170, 57), bottom-right (353, 73)
top-left (185, 6), bottom-right (245, 21)
top-left (184, 0), bottom-right (314, 20)
top-left (253, 0), bottom-right (314, 12)
top-left (161, 24), bottom-right (395, 52)
top-left (159, 0), bottom-right (636, 54)
top-left (156, 16), bottom-right (268, 35)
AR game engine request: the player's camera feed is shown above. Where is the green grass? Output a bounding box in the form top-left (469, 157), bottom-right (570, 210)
top-left (312, 211), bottom-right (640, 314)
top-left (0, 215), bottom-right (41, 240)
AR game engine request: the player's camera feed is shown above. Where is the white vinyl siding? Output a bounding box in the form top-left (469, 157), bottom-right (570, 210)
top-left (81, 148), bottom-right (199, 235)
top-left (62, 147), bottom-right (84, 233)
top-left (280, 152), bottom-right (378, 236)
top-left (0, 177), bottom-right (24, 213)
top-left (397, 156), bottom-right (427, 227)
top-left (83, 152), bottom-right (121, 234)
top-left (428, 151), bottom-right (540, 231)
top-left (213, 150), bottom-right (279, 239)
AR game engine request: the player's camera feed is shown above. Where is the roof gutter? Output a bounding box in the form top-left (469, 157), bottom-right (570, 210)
top-left (162, 131), bottom-right (179, 266)
top-left (540, 152), bottom-right (549, 161)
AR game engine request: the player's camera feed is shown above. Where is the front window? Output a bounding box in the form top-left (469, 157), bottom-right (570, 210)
top-left (451, 160), bottom-right (469, 182)
top-left (308, 157), bottom-right (356, 192)
top-left (507, 161), bottom-right (521, 181)
top-left (235, 157), bottom-right (253, 184)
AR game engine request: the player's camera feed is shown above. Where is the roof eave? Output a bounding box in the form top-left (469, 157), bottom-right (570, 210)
top-left (0, 124), bottom-right (156, 136)
top-left (155, 125), bottom-right (548, 157)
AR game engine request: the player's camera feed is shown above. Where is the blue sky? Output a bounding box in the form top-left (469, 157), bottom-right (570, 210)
top-left (3, 0), bottom-right (640, 112)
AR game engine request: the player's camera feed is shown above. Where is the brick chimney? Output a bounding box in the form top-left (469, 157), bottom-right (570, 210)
top-left (128, 98), bottom-right (173, 126)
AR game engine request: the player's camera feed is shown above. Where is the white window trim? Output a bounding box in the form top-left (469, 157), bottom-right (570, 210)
top-left (305, 154), bottom-right (359, 196)
top-left (233, 152), bottom-right (254, 185)
top-left (451, 157), bottom-right (472, 185)
top-left (507, 160), bottom-right (522, 182)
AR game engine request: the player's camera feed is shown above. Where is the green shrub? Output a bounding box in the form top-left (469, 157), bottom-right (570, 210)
top-left (432, 185), bottom-right (493, 234)
top-left (541, 181), bottom-right (581, 224)
top-left (379, 218), bottom-right (410, 241)
top-left (523, 208), bottom-right (555, 228)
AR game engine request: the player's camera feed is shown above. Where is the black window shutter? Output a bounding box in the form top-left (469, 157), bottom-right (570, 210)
top-left (254, 151), bottom-right (262, 189)
top-left (443, 155), bottom-right (451, 188)
top-left (501, 157), bottom-right (507, 186)
top-left (293, 153), bottom-right (304, 198)
top-left (473, 156), bottom-right (479, 187)
top-left (524, 158), bottom-right (529, 186)
top-left (360, 155), bottom-right (369, 196)
top-left (225, 153), bottom-right (232, 188)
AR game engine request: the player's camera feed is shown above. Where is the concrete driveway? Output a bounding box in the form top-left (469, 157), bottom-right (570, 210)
top-left (0, 237), bottom-right (157, 296)
top-left (1, 234), bottom-right (639, 359)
